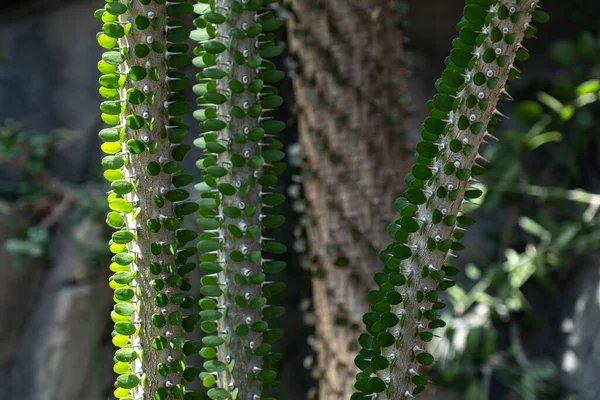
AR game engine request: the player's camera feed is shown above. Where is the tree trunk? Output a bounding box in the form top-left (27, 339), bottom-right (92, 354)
top-left (286, 1), bottom-right (412, 397)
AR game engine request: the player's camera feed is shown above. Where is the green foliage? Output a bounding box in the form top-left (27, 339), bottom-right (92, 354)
top-left (0, 121), bottom-right (106, 267)
top-left (4, 226), bottom-right (49, 266)
top-left (0, 120), bottom-right (55, 199)
top-left (353, 1), bottom-right (545, 398)
top-left (193, 0), bottom-right (286, 398)
top-left (97, 1), bottom-right (199, 399)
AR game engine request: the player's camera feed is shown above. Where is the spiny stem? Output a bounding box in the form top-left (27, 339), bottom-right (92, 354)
top-left (353, 0), bottom-right (547, 398)
top-left (97, 0), bottom-right (199, 399)
top-left (193, 0), bottom-right (286, 399)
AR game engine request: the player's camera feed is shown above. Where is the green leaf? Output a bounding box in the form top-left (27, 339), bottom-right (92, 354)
top-left (203, 360), bottom-right (226, 373)
top-left (416, 352), bottom-right (434, 366)
top-left (202, 336), bottom-right (225, 347)
top-left (207, 388), bottom-right (231, 400)
top-left (106, 212), bottom-right (125, 229)
top-left (370, 355), bottom-right (389, 370)
top-left (463, 4), bottom-right (487, 25)
top-left (257, 369), bottom-right (277, 382)
top-left (533, 10), bottom-right (550, 23)
top-left (115, 348), bottom-right (137, 363)
top-left (412, 164), bottom-right (433, 180)
top-left (404, 189), bottom-right (427, 205)
top-left (106, 2), bottom-right (127, 15)
top-left (204, 12), bottom-right (226, 24)
top-left (102, 51), bottom-right (125, 65)
top-left (115, 321), bottom-right (136, 336)
top-left (103, 23), bottom-right (125, 38)
top-left (126, 115), bottom-right (145, 130)
top-left (263, 241), bottom-right (286, 254)
top-left (111, 180), bottom-right (134, 195)
top-left (109, 199), bottom-right (134, 213)
top-left (204, 41), bottom-right (227, 54)
top-left (113, 271), bottom-right (134, 284)
top-left (116, 374), bottom-right (140, 389)
top-left (392, 244), bottom-right (412, 260)
top-left (416, 141), bottom-right (439, 158)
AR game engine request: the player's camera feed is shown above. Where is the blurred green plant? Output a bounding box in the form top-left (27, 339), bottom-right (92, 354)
top-left (4, 226), bottom-right (50, 267)
top-left (0, 120), bottom-right (83, 266)
top-left (0, 119), bottom-right (63, 199)
top-left (0, 120), bottom-right (106, 267)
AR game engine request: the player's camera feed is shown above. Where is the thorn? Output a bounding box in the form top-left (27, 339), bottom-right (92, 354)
top-left (407, 368), bottom-right (418, 377)
top-left (484, 131), bottom-right (499, 141)
top-left (413, 345), bottom-right (425, 353)
top-left (500, 88), bottom-right (514, 101)
top-left (447, 252), bottom-right (458, 258)
top-left (475, 154), bottom-right (490, 163)
top-left (454, 226), bottom-right (467, 232)
top-left (493, 109), bottom-right (509, 119)
top-left (517, 43), bottom-right (529, 52)
top-left (404, 391), bottom-right (416, 399)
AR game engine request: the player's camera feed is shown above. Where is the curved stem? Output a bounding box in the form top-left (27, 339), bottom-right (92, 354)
top-left (353, 1), bottom-right (545, 398)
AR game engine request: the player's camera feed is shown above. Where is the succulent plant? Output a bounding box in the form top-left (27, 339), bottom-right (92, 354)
top-left (352, 0), bottom-right (549, 398)
top-left (191, 0), bottom-right (287, 399)
top-left (94, 0), bottom-right (554, 398)
top-left (96, 1), bottom-right (202, 399)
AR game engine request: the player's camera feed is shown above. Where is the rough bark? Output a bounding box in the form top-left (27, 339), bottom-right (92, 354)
top-left (285, 1), bottom-right (412, 397)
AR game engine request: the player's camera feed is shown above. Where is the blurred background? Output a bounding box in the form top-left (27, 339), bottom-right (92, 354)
top-left (1, 0), bottom-right (600, 399)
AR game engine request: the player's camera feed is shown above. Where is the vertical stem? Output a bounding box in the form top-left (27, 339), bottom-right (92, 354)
top-left (98, 1), bottom-right (197, 399)
top-left (193, 1), bottom-right (287, 399)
